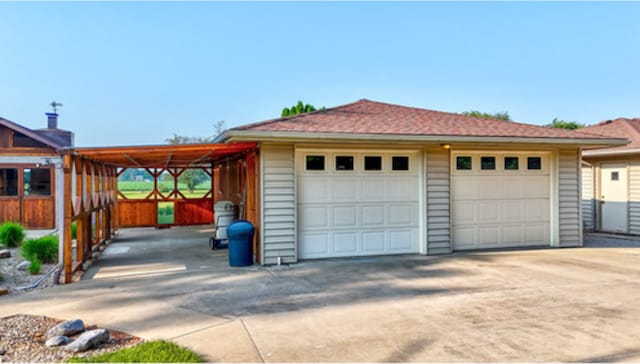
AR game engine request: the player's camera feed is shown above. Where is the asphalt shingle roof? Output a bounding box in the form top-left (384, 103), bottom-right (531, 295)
top-left (581, 118), bottom-right (640, 152)
top-left (234, 99), bottom-right (618, 140)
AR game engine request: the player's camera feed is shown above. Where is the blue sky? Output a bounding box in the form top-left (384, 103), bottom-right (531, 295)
top-left (1, 2), bottom-right (638, 147)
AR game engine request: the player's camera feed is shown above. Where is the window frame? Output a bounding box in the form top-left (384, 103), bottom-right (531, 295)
top-left (480, 156), bottom-right (496, 171)
top-left (23, 167), bottom-right (52, 197)
top-left (335, 155), bottom-right (355, 172)
top-left (304, 154), bottom-right (327, 172)
top-left (391, 155), bottom-right (411, 172)
top-left (527, 156), bottom-right (542, 171)
top-left (363, 155), bottom-right (383, 172)
top-left (455, 156), bottom-right (473, 171)
top-left (0, 167), bottom-right (19, 197)
top-left (504, 156), bottom-right (520, 171)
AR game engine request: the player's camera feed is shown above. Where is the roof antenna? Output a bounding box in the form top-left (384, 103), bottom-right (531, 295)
top-left (50, 101), bottom-right (63, 113)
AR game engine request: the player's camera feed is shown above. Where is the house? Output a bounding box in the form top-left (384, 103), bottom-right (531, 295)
top-left (580, 118), bottom-right (640, 234)
top-left (0, 112), bottom-right (73, 229)
top-left (215, 99), bottom-right (626, 264)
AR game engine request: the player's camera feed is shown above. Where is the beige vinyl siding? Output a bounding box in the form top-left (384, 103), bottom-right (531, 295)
top-left (581, 163), bottom-right (595, 231)
top-left (629, 160), bottom-right (640, 234)
top-left (558, 149), bottom-right (582, 247)
top-left (426, 147), bottom-right (451, 254)
top-left (261, 144), bottom-right (297, 264)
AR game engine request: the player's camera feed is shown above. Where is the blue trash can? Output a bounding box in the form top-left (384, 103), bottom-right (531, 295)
top-left (227, 220), bottom-right (254, 267)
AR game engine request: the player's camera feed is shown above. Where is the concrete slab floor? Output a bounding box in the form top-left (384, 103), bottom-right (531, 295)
top-left (1, 228), bottom-right (640, 362)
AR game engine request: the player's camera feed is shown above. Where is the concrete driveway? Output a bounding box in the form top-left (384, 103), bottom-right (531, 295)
top-left (2, 228), bottom-right (640, 362)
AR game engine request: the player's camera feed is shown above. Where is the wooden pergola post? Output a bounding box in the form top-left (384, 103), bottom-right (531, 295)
top-left (63, 154), bottom-right (73, 283)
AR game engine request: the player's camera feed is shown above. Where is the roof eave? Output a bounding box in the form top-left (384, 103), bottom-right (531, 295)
top-left (220, 130), bottom-right (628, 147)
top-left (0, 117), bottom-right (64, 150)
top-left (582, 147), bottom-right (640, 157)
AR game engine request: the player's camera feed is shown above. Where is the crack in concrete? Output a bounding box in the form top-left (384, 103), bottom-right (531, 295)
top-left (240, 318), bottom-right (265, 363)
top-left (168, 318), bottom-right (235, 340)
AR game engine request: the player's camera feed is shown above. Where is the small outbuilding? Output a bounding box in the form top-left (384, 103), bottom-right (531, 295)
top-left (216, 99), bottom-right (625, 264)
top-left (0, 112), bottom-right (73, 229)
top-left (580, 118), bottom-right (640, 234)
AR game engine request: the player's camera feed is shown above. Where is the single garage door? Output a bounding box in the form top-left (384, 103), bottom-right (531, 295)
top-left (297, 149), bottom-right (421, 259)
top-left (452, 152), bottom-right (551, 250)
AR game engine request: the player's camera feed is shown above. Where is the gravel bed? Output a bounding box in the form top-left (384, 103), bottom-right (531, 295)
top-left (0, 247), bottom-right (60, 296)
top-left (0, 314), bottom-right (141, 363)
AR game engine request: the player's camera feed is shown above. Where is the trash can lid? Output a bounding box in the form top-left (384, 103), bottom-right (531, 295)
top-left (227, 220), bottom-right (255, 235)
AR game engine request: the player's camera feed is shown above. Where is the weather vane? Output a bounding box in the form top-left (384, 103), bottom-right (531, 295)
top-left (50, 101), bottom-right (63, 113)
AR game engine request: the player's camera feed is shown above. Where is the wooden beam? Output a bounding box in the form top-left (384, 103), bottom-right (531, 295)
top-left (123, 153), bottom-right (142, 166)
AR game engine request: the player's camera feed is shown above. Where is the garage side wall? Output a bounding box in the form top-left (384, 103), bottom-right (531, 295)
top-left (426, 147), bottom-right (451, 254)
top-left (629, 160), bottom-right (640, 234)
top-left (581, 163), bottom-right (595, 231)
top-left (559, 149), bottom-right (582, 247)
top-left (261, 144), bottom-right (297, 264)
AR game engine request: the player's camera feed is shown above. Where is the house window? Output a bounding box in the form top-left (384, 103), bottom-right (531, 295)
top-left (504, 156), bottom-right (519, 170)
top-left (0, 168), bottom-right (18, 196)
top-left (364, 156), bottom-right (382, 171)
top-left (392, 156), bottom-right (409, 171)
top-left (527, 157), bottom-right (542, 170)
top-left (306, 155), bottom-right (325, 171)
top-left (456, 156), bottom-right (472, 170)
top-left (24, 168), bottom-right (51, 196)
top-left (335, 156), bottom-right (354, 171)
top-left (13, 132), bottom-right (47, 148)
top-left (481, 156), bottom-right (496, 170)
top-left (611, 171), bottom-right (619, 181)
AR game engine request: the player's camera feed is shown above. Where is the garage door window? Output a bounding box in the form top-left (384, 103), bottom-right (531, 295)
top-left (456, 156), bottom-right (472, 170)
top-left (527, 157), bottom-right (542, 170)
top-left (392, 156), bottom-right (409, 171)
top-left (504, 156), bottom-right (519, 170)
top-left (306, 156), bottom-right (325, 171)
top-left (364, 156), bottom-right (382, 171)
top-left (480, 156), bottom-right (496, 170)
top-left (335, 156), bottom-right (354, 171)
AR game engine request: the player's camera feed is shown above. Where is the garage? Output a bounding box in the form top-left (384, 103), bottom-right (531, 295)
top-left (451, 151), bottom-right (551, 250)
top-left (296, 149), bottom-right (422, 259)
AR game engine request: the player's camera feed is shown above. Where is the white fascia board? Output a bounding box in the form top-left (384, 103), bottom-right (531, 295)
top-left (582, 148), bottom-right (640, 157)
top-left (221, 130), bottom-right (627, 147)
top-left (0, 155), bottom-right (61, 165)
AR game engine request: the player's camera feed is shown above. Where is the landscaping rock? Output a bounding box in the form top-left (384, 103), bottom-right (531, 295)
top-left (45, 336), bottom-right (70, 347)
top-left (0, 249), bottom-right (10, 259)
top-left (16, 261), bottom-right (30, 271)
top-left (0, 348), bottom-right (5, 355)
top-left (47, 319), bottom-right (84, 338)
top-left (64, 329), bottom-right (110, 352)
top-left (0, 288), bottom-right (8, 296)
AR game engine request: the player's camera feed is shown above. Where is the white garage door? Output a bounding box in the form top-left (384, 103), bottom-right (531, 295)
top-left (452, 152), bottom-right (551, 250)
top-left (297, 150), bottom-right (421, 259)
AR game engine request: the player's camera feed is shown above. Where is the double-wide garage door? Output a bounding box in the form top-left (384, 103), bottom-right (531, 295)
top-left (451, 152), bottom-right (551, 250)
top-left (297, 150), bottom-right (421, 259)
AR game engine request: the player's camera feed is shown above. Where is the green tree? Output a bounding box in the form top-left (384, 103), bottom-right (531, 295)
top-left (461, 110), bottom-right (511, 121)
top-left (281, 101), bottom-right (323, 117)
top-left (165, 121), bottom-right (224, 193)
top-left (547, 118), bottom-right (584, 130)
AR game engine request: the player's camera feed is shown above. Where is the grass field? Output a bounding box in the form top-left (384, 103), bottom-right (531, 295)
top-left (157, 202), bottom-right (175, 224)
top-left (119, 189), bottom-right (210, 199)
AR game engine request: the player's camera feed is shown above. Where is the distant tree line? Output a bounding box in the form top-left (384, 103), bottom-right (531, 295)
top-left (462, 110), bottom-right (584, 130)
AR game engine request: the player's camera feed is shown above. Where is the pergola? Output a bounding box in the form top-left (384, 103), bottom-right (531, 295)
top-left (61, 142), bottom-right (258, 283)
